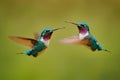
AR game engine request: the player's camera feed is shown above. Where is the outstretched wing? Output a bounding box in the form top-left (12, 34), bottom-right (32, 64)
top-left (9, 36), bottom-right (38, 48)
top-left (60, 35), bottom-right (80, 44)
top-left (34, 32), bottom-right (40, 40)
top-left (60, 35), bottom-right (90, 45)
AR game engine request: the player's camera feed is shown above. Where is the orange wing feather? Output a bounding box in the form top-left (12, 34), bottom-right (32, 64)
top-left (9, 36), bottom-right (38, 48)
top-left (34, 32), bottom-right (40, 40)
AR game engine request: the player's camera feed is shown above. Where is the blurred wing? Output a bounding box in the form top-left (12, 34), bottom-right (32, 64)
top-left (60, 35), bottom-right (91, 44)
top-left (60, 35), bottom-right (80, 44)
top-left (34, 32), bottom-right (40, 40)
top-left (9, 36), bottom-right (38, 48)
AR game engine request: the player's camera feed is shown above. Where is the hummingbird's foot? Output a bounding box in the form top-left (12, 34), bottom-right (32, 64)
top-left (104, 49), bottom-right (111, 53)
top-left (32, 53), bottom-right (38, 57)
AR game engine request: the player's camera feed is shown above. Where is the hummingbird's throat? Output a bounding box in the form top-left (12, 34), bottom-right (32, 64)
top-left (43, 32), bottom-right (53, 41)
top-left (79, 28), bottom-right (89, 40)
top-left (79, 28), bottom-right (88, 35)
top-left (41, 32), bottom-right (53, 46)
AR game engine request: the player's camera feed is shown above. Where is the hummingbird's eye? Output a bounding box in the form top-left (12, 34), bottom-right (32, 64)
top-left (81, 24), bottom-right (85, 27)
top-left (46, 30), bottom-right (49, 33)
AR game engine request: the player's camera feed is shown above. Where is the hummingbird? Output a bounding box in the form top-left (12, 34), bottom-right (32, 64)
top-left (9, 27), bottom-right (65, 57)
top-left (60, 21), bottom-right (109, 52)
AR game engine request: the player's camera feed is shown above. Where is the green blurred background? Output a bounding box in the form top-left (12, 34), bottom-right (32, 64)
top-left (0, 0), bottom-right (120, 80)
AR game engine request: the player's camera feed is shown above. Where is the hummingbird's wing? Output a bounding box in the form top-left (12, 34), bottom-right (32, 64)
top-left (9, 36), bottom-right (38, 48)
top-left (60, 35), bottom-right (90, 44)
top-left (34, 32), bottom-right (40, 40)
top-left (60, 35), bottom-right (80, 44)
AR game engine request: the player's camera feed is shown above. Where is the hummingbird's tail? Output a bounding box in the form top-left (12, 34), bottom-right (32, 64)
top-left (16, 51), bottom-right (31, 56)
top-left (16, 52), bottom-right (31, 56)
top-left (16, 52), bottom-right (24, 54)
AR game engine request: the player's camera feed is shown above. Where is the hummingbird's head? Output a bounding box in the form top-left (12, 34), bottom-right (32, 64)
top-left (77, 22), bottom-right (90, 34)
top-left (40, 27), bottom-right (65, 41)
top-left (40, 28), bottom-right (53, 41)
top-left (65, 21), bottom-right (90, 34)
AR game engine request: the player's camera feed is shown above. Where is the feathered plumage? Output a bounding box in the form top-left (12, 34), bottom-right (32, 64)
top-left (9, 27), bottom-right (65, 57)
top-left (61, 21), bottom-right (109, 52)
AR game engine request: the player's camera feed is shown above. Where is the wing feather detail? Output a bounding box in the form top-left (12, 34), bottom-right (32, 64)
top-left (9, 36), bottom-right (38, 48)
top-left (34, 32), bottom-right (40, 40)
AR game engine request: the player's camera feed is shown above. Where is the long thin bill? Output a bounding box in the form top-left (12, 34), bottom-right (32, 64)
top-left (52, 27), bottom-right (65, 31)
top-left (65, 21), bottom-right (78, 25)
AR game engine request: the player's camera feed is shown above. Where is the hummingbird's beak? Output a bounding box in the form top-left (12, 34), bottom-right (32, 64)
top-left (52, 27), bottom-right (65, 32)
top-left (65, 21), bottom-right (79, 26)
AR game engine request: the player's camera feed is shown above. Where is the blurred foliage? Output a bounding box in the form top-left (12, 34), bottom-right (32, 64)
top-left (0, 0), bottom-right (120, 80)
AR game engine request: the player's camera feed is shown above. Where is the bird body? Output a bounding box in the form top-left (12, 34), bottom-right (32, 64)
top-left (23, 41), bottom-right (47, 57)
top-left (9, 27), bottom-right (64, 57)
top-left (61, 21), bottom-right (108, 52)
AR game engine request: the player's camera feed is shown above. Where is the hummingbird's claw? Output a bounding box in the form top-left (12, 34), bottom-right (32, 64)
top-left (104, 49), bottom-right (111, 53)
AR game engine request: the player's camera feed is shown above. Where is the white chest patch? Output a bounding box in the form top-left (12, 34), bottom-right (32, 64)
top-left (40, 38), bottom-right (50, 46)
top-left (79, 32), bottom-right (89, 40)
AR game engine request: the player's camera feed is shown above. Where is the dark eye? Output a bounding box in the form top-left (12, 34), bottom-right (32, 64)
top-left (81, 24), bottom-right (85, 27)
top-left (46, 30), bottom-right (49, 32)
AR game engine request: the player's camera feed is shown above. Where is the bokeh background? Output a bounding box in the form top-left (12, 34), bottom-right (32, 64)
top-left (0, 0), bottom-right (120, 80)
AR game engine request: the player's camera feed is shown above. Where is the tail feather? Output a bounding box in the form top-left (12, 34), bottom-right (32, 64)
top-left (16, 52), bottom-right (24, 54)
top-left (16, 52), bottom-right (31, 56)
